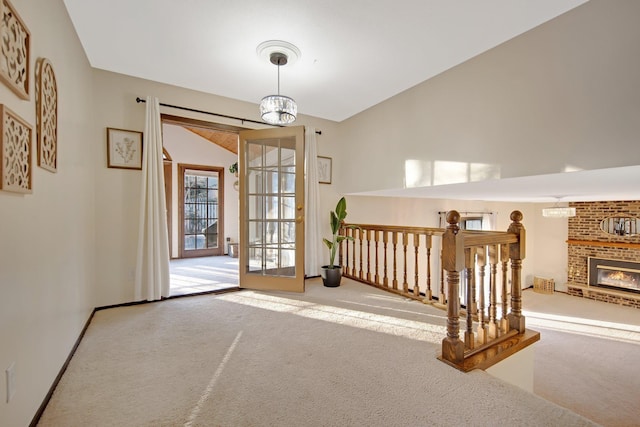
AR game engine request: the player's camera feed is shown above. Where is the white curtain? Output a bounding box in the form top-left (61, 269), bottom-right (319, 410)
top-left (134, 96), bottom-right (170, 301)
top-left (304, 127), bottom-right (322, 277)
top-left (482, 212), bottom-right (497, 231)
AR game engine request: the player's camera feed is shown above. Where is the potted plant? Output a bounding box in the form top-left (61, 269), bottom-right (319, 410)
top-left (229, 161), bottom-right (238, 177)
top-left (321, 197), bottom-right (358, 287)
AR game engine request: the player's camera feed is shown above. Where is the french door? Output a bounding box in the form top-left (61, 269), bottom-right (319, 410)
top-left (238, 126), bottom-right (305, 292)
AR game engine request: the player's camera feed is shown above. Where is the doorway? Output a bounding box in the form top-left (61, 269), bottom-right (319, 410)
top-left (178, 164), bottom-right (225, 258)
top-left (161, 114), bottom-right (245, 296)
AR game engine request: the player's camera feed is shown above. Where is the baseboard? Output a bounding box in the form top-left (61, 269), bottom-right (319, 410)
top-left (29, 308), bottom-right (97, 427)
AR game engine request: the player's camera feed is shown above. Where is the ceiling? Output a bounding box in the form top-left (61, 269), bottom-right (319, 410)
top-left (63, 0), bottom-right (640, 203)
top-left (62, 0), bottom-right (588, 122)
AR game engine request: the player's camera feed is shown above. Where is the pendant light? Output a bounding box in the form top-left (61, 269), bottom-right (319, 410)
top-left (542, 197), bottom-right (576, 218)
top-left (259, 51), bottom-right (297, 125)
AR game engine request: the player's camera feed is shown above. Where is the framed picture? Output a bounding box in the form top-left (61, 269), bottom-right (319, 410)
top-left (317, 156), bottom-right (332, 184)
top-left (107, 127), bottom-right (143, 170)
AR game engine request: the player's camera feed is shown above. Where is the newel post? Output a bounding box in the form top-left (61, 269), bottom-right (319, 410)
top-left (507, 210), bottom-right (526, 333)
top-left (441, 211), bottom-right (465, 364)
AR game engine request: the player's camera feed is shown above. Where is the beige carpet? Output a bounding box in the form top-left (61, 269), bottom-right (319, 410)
top-left (523, 290), bottom-right (640, 427)
top-left (38, 279), bottom-right (599, 427)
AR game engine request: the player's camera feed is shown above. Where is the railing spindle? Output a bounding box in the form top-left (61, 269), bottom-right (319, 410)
top-left (403, 231), bottom-right (409, 293)
top-left (413, 233), bottom-right (420, 297)
top-left (464, 247), bottom-right (475, 350)
top-left (392, 231), bottom-right (398, 290)
top-left (383, 231), bottom-right (389, 288)
top-left (487, 244), bottom-right (499, 339)
top-left (500, 243), bottom-right (509, 334)
top-left (358, 228), bottom-right (364, 280)
top-left (374, 230), bottom-right (380, 284)
top-left (366, 230), bottom-right (371, 282)
top-left (426, 234), bottom-right (433, 301)
top-left (351, 229), bottom-right (357, 277)
top-left (476, 246), bottom-right (487, 345)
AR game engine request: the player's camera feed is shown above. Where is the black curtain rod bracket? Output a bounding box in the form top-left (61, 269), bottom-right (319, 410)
top-left (135, 97), bottom-right (321, 135)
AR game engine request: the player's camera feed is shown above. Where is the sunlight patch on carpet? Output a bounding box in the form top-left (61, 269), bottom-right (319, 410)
top-left (220, 292), bottom-right (444, 343)
top-left (524, 310), bottom-right (640, 344)
top-left (185, 331), bottom-right (243, 427)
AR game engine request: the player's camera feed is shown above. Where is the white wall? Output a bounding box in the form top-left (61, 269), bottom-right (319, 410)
top-left (0, 1), bottom-right (97, 425)
top-left (162, 124), bottom-right (239, 258)
top-left (334, 0), bottom-right (640, 196)
top-left (321, 0), bottom-right (638, 290)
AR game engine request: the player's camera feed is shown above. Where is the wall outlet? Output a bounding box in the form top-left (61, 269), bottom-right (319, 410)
top-left (6, 362), bottom-right (15, 403)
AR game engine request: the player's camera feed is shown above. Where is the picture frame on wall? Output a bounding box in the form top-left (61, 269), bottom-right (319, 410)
top-left (107, 127), bottom-right (143, 170)
top-left (317, 156), bottom-right (332, 184)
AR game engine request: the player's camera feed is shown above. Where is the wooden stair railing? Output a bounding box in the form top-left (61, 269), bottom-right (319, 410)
top-left (439, 210), bottom-right (539, 371)
top-left (339, 224), bottom-right (445, 302)
top-left (339, 210), bottom-right (539, 372)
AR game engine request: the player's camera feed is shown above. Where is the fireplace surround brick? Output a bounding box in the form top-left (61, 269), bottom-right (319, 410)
top-left (567, 201), bottom-right (640, 308)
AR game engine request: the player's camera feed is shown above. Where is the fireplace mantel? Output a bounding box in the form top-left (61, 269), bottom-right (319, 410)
top-left (567, 239), bottom-right (640, 250)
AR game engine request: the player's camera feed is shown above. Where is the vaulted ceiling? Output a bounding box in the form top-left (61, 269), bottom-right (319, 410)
top-left (64, 1), bottom-right (640, 203)
top-left (62, 0), bottom-right (588, 122)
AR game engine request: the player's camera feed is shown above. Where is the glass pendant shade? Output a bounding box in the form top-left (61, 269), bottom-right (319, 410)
top-left (260, 94), bottom-right (297, 125)
top-left (542, 207), bottom-right (576, 218)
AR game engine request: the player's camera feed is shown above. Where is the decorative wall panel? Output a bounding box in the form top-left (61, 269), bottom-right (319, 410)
top-left (0, 0), bottom-right (30, 100)
top-left (36, 58), bottom-right (57, 172)
top-left (0, 104), bottom-right (32, 193)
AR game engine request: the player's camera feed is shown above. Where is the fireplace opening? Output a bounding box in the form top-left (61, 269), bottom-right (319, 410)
top-left (588, 257), bottom-right (640, 294)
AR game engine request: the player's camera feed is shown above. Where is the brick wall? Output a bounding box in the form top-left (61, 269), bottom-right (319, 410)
top-left (567, 201), bottom-right (640, 307)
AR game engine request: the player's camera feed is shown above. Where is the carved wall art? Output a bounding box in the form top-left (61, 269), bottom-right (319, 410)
top-left (0, 104), bottom-right (32, 193)
top-left (36, 58), bottom-right (57, 172)
top-left (0, 0), bottom-right (30, 100)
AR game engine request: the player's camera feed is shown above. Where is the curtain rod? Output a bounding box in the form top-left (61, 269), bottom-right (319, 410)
top-left (135, 97), bottom-right (321, 135)
top-left (438, 211), bottom-right (494, 215)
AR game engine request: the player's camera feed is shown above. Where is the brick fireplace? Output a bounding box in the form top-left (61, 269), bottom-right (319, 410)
top-left (567, 201), bottom-right (640, 309)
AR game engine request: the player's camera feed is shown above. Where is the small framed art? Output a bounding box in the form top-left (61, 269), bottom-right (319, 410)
top-left (107, 127), bottom-right (143, 170)
top-left (317, 156), bottom-right (332, 184)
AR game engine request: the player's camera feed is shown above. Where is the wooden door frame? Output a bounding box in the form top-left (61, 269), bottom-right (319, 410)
top-left (163, 160), bottom-right (173, 256)
top-left (161, 114), bottom-right (248, 260)
top-left (178, 163), bottom-right (225, 258)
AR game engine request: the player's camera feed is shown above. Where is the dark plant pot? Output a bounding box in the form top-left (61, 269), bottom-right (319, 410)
top-left (320, 265), bottom-right (342, 287)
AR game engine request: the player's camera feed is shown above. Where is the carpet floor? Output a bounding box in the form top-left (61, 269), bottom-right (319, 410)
top-left (523, 290), bottom-right (640, 427)
top-left (37, 279), bottom-right (626, 426)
